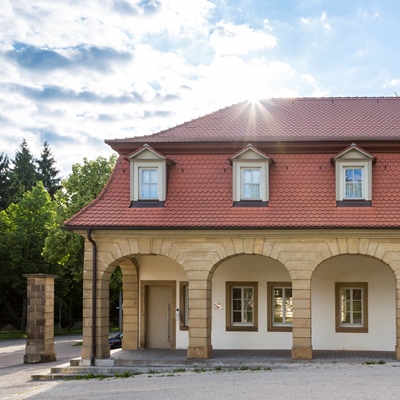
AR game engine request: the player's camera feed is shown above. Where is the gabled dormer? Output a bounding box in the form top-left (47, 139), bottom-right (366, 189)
top-left (230, 144), bottom-right (273, 207)
top-left (127, 144), bottom-right (172, 207)
top-left (333, 143), bottom-right (376, 207)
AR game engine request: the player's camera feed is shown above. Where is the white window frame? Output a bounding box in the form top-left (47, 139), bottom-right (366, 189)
top-left (334, 145), bottom-right (373, 202)
top-left (130, 160), bottom-right (166, 201)
top-left (138, 167), bottom-right (158, 200)
top-left (336, 161), bottom-right (370, 201)
top-left (241, 167), bottom-right (262, 200)
top-left (272, 286), bottom-right (293, 326)
top-left (231, 286), bottom-right (254, 326)
top-left (335, 282), bottom-right (368, 333)
top-left (234, 161), bottom-right (269, 202)
top-left (226, 282), bottom-right (258, 331)
top-left (267, 282), bottom-right (293, 332)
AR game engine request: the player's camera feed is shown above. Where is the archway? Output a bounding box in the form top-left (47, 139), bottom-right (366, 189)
top-left (212, 254), bottom-right (291, 349)
top-left (311, 254), bottom-right (396, 351)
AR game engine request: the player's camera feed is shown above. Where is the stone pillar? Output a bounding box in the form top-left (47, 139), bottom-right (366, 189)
top-left (23, 274), bottom-right (57, 364)
top-left (289, 267), bottom-right (313, 360)
top-left (187, 274), bottom-right (212, 359)
top-left (396, 283), bottom-right (400, 360)
top-left (120, 260), bottom-right (139, 350)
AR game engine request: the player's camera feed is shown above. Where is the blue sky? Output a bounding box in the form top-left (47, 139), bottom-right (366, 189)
top-left (1, 0), bottom-right (400, 176)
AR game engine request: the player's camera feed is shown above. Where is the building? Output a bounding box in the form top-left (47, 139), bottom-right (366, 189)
top-left (64, 97), bottom-right (400, 362)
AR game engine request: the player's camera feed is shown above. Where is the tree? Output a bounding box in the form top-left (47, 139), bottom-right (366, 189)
top-left (0, 182), bottom-right (58, 329)
top-left (43, 154), bottom-right (117, 330)
top-left (36, 141), bottom-right (61, 199)
top-left (0, 152), bottom-right (11, 210)
top-left (9, 139), bottom-right (37, 204)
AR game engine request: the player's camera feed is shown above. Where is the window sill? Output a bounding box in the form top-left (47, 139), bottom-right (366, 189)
top-left (233, 201), bottom-right (268, 207)
top-left (226, 326), bottom-right (258, 332)
top-left (336, 200), bottom-right (372, 207)
top-left (268, 325), bottom-right (292, 333)
top-left (130, 201), bottom-right (165, 208)
top-left (336, 326), bottom-right (368, 333)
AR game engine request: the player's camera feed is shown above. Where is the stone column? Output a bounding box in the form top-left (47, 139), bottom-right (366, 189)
top-left (187, 273), bottom-right (212, 359)
top-left (120, 260), bottom-right (139, 350)
top-left (23, 274), bottom-right (57, 364)
top-left (396, 283), bottom-right (400, 360)
top-left (288, 265), bottom-right (313, 360)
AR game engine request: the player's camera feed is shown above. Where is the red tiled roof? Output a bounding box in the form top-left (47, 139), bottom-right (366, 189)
top-left (106, 97), bottom-right (400, 145)
top-left (65, 152), bottom-right (400, 229)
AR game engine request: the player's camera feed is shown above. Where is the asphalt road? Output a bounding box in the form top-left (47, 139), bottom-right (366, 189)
top-left (1, 338), bottom-right (400, 400)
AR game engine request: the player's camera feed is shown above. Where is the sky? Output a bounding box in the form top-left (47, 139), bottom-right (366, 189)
top-left (1, 0), bottom-right (400, 177)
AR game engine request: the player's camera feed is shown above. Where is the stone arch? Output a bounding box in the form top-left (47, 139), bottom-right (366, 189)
top-left (311, 253), bottom-right (397, 352)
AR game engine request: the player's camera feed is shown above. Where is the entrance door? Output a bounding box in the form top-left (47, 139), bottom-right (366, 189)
top-left (146, 286), bottom-right (173, 348)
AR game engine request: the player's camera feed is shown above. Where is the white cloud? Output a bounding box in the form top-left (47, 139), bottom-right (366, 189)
top-left (210, 21), bottom-right (277, 56)
top-left (300, 11), bottom-right (332, 33)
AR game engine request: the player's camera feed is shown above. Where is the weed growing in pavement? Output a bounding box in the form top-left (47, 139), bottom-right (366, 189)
top-left (365, 361), bottom-right (386, 365)
top-left (173, 368), bottom-right (186, 373)
top-left (193, 367), bottom-right (207, 373)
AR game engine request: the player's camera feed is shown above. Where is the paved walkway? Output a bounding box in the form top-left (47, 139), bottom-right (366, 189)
top-left (110, 348), bottom-right (397, 367)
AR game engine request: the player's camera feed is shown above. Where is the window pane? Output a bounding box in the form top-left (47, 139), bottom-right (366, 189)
top-left (232, 300), bottom-right (241, 310)
top-left (243, 169), bottom-right (252, 184)
top-left (353, 312), bottom-right (362, 324)
top-left (285, 288), bottom-right (293, 323)
top-left (232, 311), bottom-right (242, 323)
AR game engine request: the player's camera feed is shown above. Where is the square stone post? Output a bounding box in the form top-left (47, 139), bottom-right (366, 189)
top-left (288, 265), bottom-right (313, 360)
top-left (120, 261), bottom-right (139, 350)
top-left (23, 274), bottom-right (57, 363)
top-left (396, 285), bottom-right (400, 360)
top-left (187, 277), bottom-right (212, 359)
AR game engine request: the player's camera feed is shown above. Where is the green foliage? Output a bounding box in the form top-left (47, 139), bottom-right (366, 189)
top-left (0, 139), bottom-right (117, 330)
top-left (42, 154), bottom-right (117, 329)
top-left (0, 182), bottom-right (59, 328)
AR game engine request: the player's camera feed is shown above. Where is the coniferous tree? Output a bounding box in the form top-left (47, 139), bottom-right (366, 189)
top-left (36, 141), bottom-right (61, 199)
top-left (0, 152), bottom-right (11, 210)
top-left (9, 139), bottom-right (37, 204)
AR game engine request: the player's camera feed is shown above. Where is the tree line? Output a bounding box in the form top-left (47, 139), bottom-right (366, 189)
top-left (0, 140), bottom-right (119, 331)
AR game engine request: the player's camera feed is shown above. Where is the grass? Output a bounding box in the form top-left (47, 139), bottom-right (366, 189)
top-left (365, 360), bottom-right (386, 365)
top-left (0, 330), bottom-right (26, 340)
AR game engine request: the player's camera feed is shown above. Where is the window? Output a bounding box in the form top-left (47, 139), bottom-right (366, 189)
top-left (333, 144), bottom-right (374, 207)
top-left (335, 282), bottom-right (368, 333)
top-left (179, 282), bottom-right (189, 331)
top-left (128, 144), bottom-right (172, 207)
top-left (230, 144), bottom-right (272, 206)
top-left (267, 282), bottom-right (292, 332)
top-left (226, 282), bottom-right (258, 331)
top-left (242, 168), bottom-right (261, 199)
top-left (139, 168), bottom-right (158, 199)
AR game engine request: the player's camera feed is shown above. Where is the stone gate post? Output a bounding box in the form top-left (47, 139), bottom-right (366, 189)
top-left (23, 274), bottom-right (57, 363)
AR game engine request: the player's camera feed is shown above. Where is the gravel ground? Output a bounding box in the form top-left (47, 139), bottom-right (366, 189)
top-left (3, 363), bottom-right (400, 400)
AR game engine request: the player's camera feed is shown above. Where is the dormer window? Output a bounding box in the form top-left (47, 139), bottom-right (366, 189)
top-left (333, 144), bottom-right (375, 207)
top-left (230, 144), bottom-right (273, 207)
top-left (127, 144), bottom-right (173, 207)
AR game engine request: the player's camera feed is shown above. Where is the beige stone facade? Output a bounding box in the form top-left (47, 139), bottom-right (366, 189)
top-left (77, 229), bottom-right (400, 361)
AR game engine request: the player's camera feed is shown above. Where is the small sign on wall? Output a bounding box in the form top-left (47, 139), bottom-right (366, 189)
top-left (214, 301), bottom-right (224, 310)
